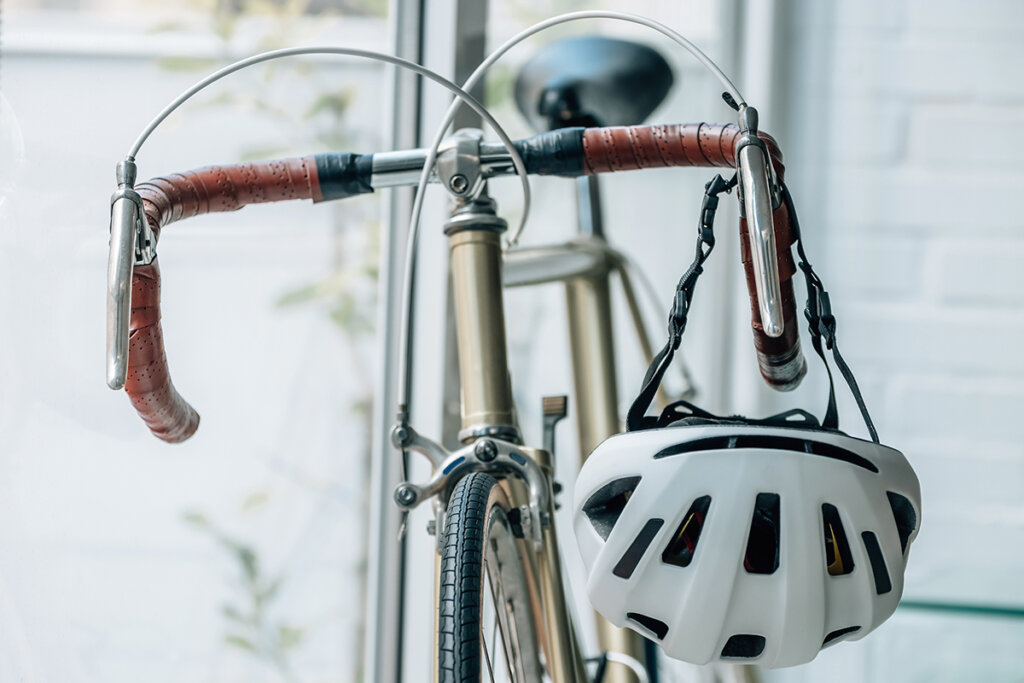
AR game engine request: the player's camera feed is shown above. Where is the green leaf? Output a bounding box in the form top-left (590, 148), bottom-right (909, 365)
top-left (182, 511), bottom-right (211, 528)
top-left (305, 91), bottom-right (353, 119)
top-left (258, 577), bottom-right (283, 604)
top-left (329, 299), bottom-right (373, 334)
top-left (213, 15), bottom-right (237, 42)
top-left (156, 56), bottom-right (220, 72)
top-left (277, 625), bottom-right (305, 650)
top-left (225, 634), bottom-right (257, 652)
top-left (276, 283), bottom-right (320, 308)
top-left (222, 604), bottom-right (249, 623)
top-left (147, 21), bottom-right (191, 34)
top-left (346, 0), bottom-right (388, 17)
top-left (201, 91), bottom-right (245, 108)
top-left (241, 491), bottom-right (270, 511)
top-left (484, 65), bottom-right (517, 109)
top-left (233, 544), bottom-right (260, 582)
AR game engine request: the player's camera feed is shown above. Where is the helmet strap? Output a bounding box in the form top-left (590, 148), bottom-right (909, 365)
top-left (626, 173), bottom-right (736, 431)
top-left (627, 179), bottom-right (880, 444)
top-left (783, 184), bottom-right (879, 442)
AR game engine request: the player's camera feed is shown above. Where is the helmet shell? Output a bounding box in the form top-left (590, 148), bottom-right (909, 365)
top-left (573, 424), bottom-right (921, 668)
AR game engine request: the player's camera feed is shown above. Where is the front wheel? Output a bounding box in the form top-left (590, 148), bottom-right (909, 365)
top-left (438, 472), bottom-right (545, 682)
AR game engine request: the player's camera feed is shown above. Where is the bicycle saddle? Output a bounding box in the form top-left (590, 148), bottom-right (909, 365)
top-left (514, 36), bottom-right (673, 132)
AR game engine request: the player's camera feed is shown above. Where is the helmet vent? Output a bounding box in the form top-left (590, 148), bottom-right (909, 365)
top-left (822, 625), bottom-right (861, 647)
top-left (822, 503), bottom-right (855, 576)
top-left (627, 612), bottom-right (669, 640)
top-left (661, 495), bottom-right (712, 568)
top-left (886, 491), bottom-right (917, 555)
top-left (654, 435), bottom-right (878, 473)
top-left (612, 518), bottom-right (665, 579)
top-left (743, 493), bottom-right (780, 574)
top-left (721, 634), bottom-right (766, 659)
top-left (861, 531), bottom-right (892, 595)
top-left (654, 436), bottom-right (732, 458)
top-left (582, 476), bottom-right (642, 541)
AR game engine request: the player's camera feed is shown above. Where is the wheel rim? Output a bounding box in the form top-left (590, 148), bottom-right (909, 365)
top-left (480, 499), bottom-right (543, 682)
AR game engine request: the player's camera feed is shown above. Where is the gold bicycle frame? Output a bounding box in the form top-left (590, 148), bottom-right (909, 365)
top-left (427, 155), bottom-right (767, 683)
top-left (434, 170), bottom-right (669, 681)
top-left (441, 192), bottom-right (587, 682)
top-left (506, 176), bottom-right (654, 683)
top-left (432, 166), bottom-right (761, 683)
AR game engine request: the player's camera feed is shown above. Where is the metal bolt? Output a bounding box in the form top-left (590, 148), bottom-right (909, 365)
top-left (391, 425), bottom-right (409, 447)
top-left (394, 484), bottom-right (417, 507)
top-left (449, 173), bottom-right (469, 194)
top-left (474, 439), bottom-right (498, 462)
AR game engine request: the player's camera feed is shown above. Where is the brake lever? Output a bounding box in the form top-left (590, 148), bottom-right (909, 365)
top-left (106, 159), bottom-right (156, 390)
top-left (735, 106), bottom-right (785, 338)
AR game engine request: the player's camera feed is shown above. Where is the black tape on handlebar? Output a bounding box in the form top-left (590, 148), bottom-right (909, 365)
top-left (314, 153), bottom-right (374, 202)
top-left (512, 128), bottom-right (585, 177)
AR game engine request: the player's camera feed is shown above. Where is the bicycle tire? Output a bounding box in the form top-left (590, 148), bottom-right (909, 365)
top-left (439, 472), bottom-right (545, 683)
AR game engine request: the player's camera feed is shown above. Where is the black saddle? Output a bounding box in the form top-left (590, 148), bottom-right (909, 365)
top-left (514, 35), bottom-right (674, 132)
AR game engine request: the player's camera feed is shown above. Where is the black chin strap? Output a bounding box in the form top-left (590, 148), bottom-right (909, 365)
top-left (627, 179), bottom-right (880, 444)
top-left (783, 184), bottom-right (878, 442)
top-left (627, 173), bottom-right (735, 432)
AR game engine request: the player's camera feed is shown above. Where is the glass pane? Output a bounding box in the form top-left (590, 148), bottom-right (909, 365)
top-left (0, 2), bottom-right (390, 681)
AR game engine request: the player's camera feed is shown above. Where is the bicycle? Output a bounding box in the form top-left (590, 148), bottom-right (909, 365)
top-left (104, 11), bottom-right (917, 683)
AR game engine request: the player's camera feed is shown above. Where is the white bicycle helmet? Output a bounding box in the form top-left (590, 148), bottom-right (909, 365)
top-left (573, 419), bottom-right (920, 668)
top-left (572, 179), bottom-right (921, 668)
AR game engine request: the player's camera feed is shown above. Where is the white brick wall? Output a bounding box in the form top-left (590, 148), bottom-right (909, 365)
top-left (773, 0), bottom-right (1024, 679)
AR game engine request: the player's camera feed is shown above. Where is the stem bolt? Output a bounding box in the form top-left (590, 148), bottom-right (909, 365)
top-left (475, 439), bottom-right (498, 462)
top-left (449, 173), bottom-right (469, 194)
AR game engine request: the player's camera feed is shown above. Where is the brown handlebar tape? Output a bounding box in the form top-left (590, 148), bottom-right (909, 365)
top-left (128, 157), bottom-right (321, 442)
top-left (126, 260), bottom-right (199, 443)
top-left (582, 123), bottom-right (804, 390)
top-left (581, 123), bottom-right (784, 175)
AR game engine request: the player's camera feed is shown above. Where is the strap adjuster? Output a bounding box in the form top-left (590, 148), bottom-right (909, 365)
top-left (671, 289), bottom-right (690, 327)
top-left (627, 172), bottom-right (734, 432)
top-left (804, 286), bottom-right (836, 348)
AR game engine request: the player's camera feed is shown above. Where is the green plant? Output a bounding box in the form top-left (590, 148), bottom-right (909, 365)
top-left (184, 501), bottom-right (307, 682)
top-left (162, 2), bottom-right (384, 680)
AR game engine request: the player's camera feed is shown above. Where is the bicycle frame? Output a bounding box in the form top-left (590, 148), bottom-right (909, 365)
top-left (504, 175), bottom-right (656, 683)
top-left (373, 125), bottom-right (681, 681)
top-left (442, 188), bottom-right (587, 682)
top-left (437, 169), bottom-right (760, 683)
top-left (428, 169), bottom-right (674, 681)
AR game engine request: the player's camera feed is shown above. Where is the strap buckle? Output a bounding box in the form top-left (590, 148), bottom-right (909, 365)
top-left (804, 282), bottom-right (836, 349)
top-left (699, 173), bottom-right (735, 248)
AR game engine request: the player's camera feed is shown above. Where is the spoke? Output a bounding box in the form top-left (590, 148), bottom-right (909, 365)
top-left (490, 609), bottom-right (499, 677)
top-left (487, 556), bottom-right (516, 681)
top-left (480, 624), bottom-right (496, 680)
top-left (484, 534), bottom-right (518, 682)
